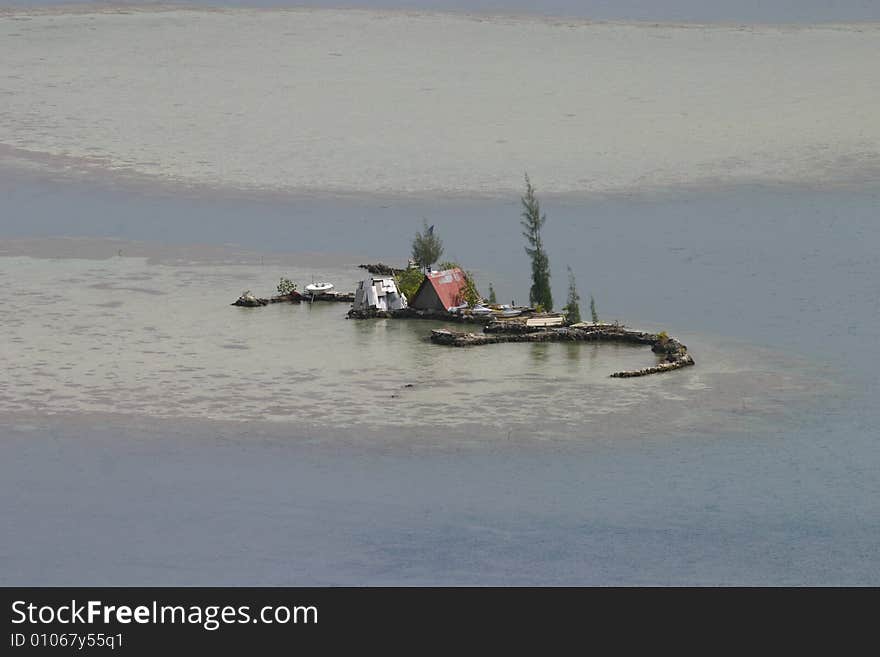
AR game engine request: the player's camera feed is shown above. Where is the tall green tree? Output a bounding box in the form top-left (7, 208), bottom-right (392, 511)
top-left (411, 220), bottom-right (444, 272)
top-left (563, 267), bottom-right (581, 324)
top-left (520, 174), bottom-right (553, 311)
top-left (590, 295), bottom-right (599, 323)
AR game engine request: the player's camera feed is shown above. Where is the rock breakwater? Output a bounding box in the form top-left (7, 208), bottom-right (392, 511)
top-left (430, 324), bottom-right (694, 378)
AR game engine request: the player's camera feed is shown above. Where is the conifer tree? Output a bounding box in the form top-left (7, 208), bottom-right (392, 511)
top-left (563, 267), bottom-right (581, 325)
top-left (411, 220), bottom-right (444, 271)
top-left (520, 174), bottom-right (553, 311)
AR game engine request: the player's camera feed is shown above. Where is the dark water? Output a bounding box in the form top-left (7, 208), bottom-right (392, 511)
top-left (2, 166), bottom-right (878, 584)
top-left (4, 407), bottom-right (878, 585)
top-left (4, 1), bottom-right (879, 24)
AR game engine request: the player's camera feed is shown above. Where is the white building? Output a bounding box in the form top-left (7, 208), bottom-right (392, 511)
top-left (352, 276), bottom-right (408, 312)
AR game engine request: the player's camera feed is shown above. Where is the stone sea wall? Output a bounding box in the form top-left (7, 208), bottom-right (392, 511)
top-left (347, 307), bottom-right (493, 324)
top-left (233, 291), bottom-right (353, 306)
top-left (430, 324), bottom-right (694, 378)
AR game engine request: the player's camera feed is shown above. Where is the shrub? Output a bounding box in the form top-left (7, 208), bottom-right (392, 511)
top-left (458, 271), bottom-right (481, 308)
top-left (396, 267), bottom-right (426, 300)
top-left (277, 277), bottom-right (297, 296)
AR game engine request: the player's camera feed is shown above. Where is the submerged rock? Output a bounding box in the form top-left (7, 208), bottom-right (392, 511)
top-left (609, 353), bottom-right (695, 378)
top-left (358, 263), bottom-right (406, 276)
top-left (232, 291), bottom-right (268, 307)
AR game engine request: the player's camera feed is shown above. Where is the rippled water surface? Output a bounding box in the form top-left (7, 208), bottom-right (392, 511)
top-left (5, 1), bottom-right (878, 23)
top-left (1, 167), bottom-right (878, 585)
top-left (0, 246), bottom-right (835, 442)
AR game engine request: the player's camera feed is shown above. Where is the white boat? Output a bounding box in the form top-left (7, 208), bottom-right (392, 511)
top-left (305, 282), bottom-right (334, 295)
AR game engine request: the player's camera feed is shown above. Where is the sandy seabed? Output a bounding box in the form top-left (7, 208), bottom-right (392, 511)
top-left (1, 7), bottom-right (878, 196)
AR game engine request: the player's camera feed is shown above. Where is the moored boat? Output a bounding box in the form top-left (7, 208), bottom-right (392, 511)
top-left (305, 282), bottom-right (335, 295)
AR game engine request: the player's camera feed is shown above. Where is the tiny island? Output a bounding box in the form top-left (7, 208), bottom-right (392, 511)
top-left (232, 175), bottom-right (694, 378)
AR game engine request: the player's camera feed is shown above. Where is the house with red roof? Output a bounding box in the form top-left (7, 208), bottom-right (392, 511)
top-left (409, 268), bottom-right (469, 312)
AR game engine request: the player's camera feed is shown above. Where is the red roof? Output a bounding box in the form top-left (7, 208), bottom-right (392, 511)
top-left (417, 268), bottom-right (468, 311)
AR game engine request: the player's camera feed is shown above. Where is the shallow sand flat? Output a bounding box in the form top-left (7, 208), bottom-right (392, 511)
top-left (1, 8), bottom-right (878, 195)
top-left (0, 246), bottom-right (839, 443)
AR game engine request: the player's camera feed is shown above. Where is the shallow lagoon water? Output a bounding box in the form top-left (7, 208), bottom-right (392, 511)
top-left (0, 246), bottom-right (832, 439)
top-left (2, 172), bottom-right (878, 584)
top-left (1, 4), bottom-right (879, 585)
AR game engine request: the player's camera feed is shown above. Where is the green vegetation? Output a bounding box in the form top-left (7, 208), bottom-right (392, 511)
top-left (487, 283), bottom-right (497, 305)
top-left (562, 267), bottom-right (581, 325)
top-left (411, 220), bottom-right (444, 271)
top-left (590, 295), bottom-right (599, 323)
top-left (520, 174), bottom-right (553, 311)
top-left (276, 277), bottom-right (297, 296)
top-left (458, 271), bottom-right (481, 308)
top-left (395, 267), bottom-right (426, 300)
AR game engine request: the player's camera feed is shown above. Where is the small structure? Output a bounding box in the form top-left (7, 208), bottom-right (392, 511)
top-left (525, 314), bottom-right (565, 328)
top-left (352, 276), bottom-right (408, 313)
top-left (409, 268), bottom-right (469, 312)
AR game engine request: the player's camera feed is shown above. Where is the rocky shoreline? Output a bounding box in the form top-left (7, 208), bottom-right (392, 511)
top-left (430, 323), bottom-right (694, 378)
top-left (346, 307), bottom-right (494, 324)
top-left (229, 275), bottom-right (694, 378)
top-left (358, 263), bottom-right (406, 276)
top-left (233, 291), bottom-right (354, 307)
